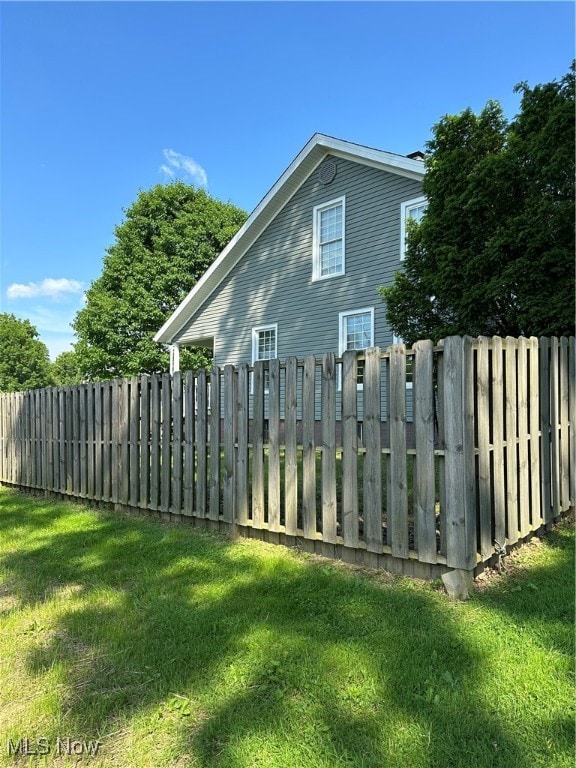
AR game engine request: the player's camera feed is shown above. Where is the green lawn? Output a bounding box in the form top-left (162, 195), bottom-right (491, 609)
top-left (0, 487), bottom-right (573, 768)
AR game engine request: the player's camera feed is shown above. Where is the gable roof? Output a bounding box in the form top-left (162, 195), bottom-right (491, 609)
top-left (154, 133), bottom-right (425, 345)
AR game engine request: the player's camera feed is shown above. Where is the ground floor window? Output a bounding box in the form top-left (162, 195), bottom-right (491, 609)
top-left (338, 308), bottom-right (374, 388)
top-left (252, 324), bottom-right (278, 393)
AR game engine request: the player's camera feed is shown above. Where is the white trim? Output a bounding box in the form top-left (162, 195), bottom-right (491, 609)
top-left (338, 307), bottom-right (374, 390)
top-left (400, 195), bottom-right (428, 261)
top-left (169, 343), bottom-right (180, 375)
top-left (154, 134), bottom-right (425, 345)
top-left (312, 196), bottom-right (345, 281)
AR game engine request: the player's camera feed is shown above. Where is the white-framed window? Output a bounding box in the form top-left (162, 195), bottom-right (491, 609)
top-left (392, 334), bottom-right (413, 389)
top-left (400, 196), bottom-right (427, 260)
top-left (338, 308), bottom-right (374, 389)
top-left (251, 324), bottom-right (278, 393)
top-left (313, 196), bottom-right (345, 280)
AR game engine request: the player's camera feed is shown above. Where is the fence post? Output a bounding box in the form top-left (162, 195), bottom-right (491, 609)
top-left (442, 336), bottom-right (476, 572)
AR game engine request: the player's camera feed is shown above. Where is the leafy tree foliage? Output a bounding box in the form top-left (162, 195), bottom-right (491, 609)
top-left (73, 182), bottom-right (247, 379)
top-left (0, 313), bottom-right (54, 392)
top-left (51, 350), bottom-right (83, 386)
top-left (381, 65), bottom-right (575, 344)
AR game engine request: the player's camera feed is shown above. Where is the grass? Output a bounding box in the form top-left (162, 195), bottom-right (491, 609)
top-left (0, 487), bottom-right (573, 768)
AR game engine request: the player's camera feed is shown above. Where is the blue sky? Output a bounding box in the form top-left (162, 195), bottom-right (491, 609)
top-left (1, 1), bottom-right (573, 360)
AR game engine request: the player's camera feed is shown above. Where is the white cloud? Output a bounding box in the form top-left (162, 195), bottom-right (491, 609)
top-left (160, 149), bottom-right (208, 186)
top-left (160, 163), bottom-right (175, 178)
top-left (7, 277), bottom-right (84, 300)
top-left (17, 305), bottom-right (80, 335)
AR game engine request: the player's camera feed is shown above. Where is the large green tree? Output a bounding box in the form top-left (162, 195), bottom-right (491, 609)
top-left (73, 182), bottom-right (247, 379)
top-left (51, 350), bottom-right (83, 386)
top-left (380, 65), bottom-right (575, 344)
top-left (0, 313), bottom-right (54, 392)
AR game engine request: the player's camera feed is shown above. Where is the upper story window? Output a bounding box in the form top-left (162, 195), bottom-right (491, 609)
top-left (313, 196), bottom-right (345, 280)
top-left (400, 196), bottom-right (427, 260)
top-left (339, 307), bottom-right (374, 389)
top-left (252, 324), bottom-right (277, 393)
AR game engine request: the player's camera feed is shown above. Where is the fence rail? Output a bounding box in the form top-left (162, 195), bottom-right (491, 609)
top-left (1, 336), bottom-right (574, 578)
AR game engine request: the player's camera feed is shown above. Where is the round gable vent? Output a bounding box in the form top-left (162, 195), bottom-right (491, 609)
top-left (318, 159), bottom-right (337, 185)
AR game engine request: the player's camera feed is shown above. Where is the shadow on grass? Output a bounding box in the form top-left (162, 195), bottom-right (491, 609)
top-left (1, 489), bottom-right (573, 768)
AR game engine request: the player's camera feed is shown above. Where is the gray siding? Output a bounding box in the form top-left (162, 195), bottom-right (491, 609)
top-left (177, 154), bottom-right (423, 364)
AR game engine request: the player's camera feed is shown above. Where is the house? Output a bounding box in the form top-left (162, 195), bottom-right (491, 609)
top-left (155, 134), bottom-right (426, 384)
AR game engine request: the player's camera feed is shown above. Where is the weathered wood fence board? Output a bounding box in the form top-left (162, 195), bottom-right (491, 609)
top-left (1, 336), bottom-right (574, 578)
top-left (413, 339), bottom-right (436, 564)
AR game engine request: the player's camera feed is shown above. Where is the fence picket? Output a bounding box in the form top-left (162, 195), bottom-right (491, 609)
top-left (539, 338), bottom-right (551, 524)
top-left (569, 337), bottom-right (576, 507)
top-left (172, 371), bottom-right (183, 514)
top-left (252, 361), bottom-right (265, 528)
top-left (223, 365), bottom-right (235, 524)
top-left (59, 389), bottom-right (66, 493)
top-left (476, 338), bottom-right (491, 557)
top-left (160, 374), bottom-right (171, 514)
top-left (443, 337), bottom-right (476, 570)
top-left (284, 357), bottom-right (298, 536)
top-left (149, 375), bottom-right (161, 510)
top-left (321, 353), bottom-right (337, 545)
top-left (302, 355), bottom-right (316, 539)
top-left (130, 377), bottom-right (140, 508)
top-left (491, 337), bottom-right (505, 547)
top-left (505, 337), bottom-right (519, 544)
top-left (413, 339), bottom-right (436, 563)
top-left (559, 337), bottom-right (569, 511)
top-left (342, 351), bottom-right (359, 550)
top-left (101, 384), bottom-right (109, 500)
top-left (196, 370), bottom-right (208, 518)
top-left (140, 376), bottom-right (150, 509)
top-left (528, 338), bottom-right (541, 527)
top-left (209, 367), bottom-right (220, 522)
top-left (80, 385), bottom-right (88, 497)
top-left (517, 338), bottom-right (530, 536)
top-left (364, 347), bottom-right (383, 555)
top-left (22, 392), bottom-right (30, 488)
top-left (85, 384), bottom-right (93, 498)
top-left (120, 380), bottom-right (130, 505)
top-left (236, 364), bottom-right (249, 526)
top-left (549, 338), bottom-right (560, 519)
top-left (388, 344), bottom-right (407, 558)
top-left (182, 371), bottom-right (194, 515)
top-left (268, 359), bottom-right (281, 533)
top-left (72, 386), bottom-right (81, 496)
top-left (94, 383), bottom-right (102, 501)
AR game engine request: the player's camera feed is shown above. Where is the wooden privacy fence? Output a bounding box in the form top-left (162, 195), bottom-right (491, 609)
top-left (0, 336), bottom-right (574, 579)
